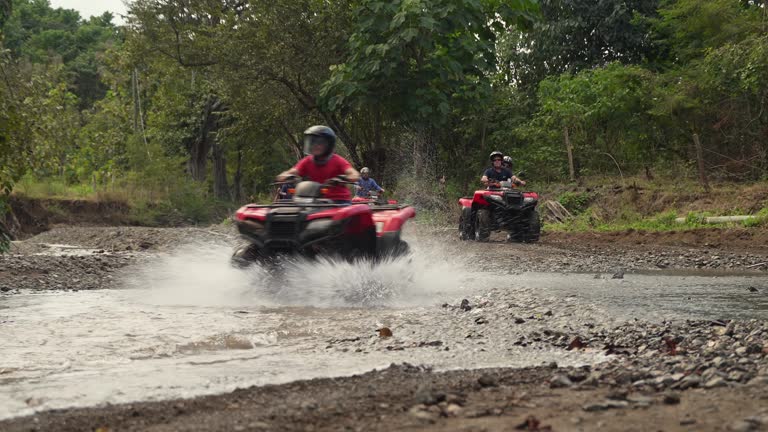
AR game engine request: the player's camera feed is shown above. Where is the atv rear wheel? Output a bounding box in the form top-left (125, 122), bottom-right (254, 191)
top-left (475, 208), bottom-right (491, 242)
top-left (458, 207), bottom-right (474, 241)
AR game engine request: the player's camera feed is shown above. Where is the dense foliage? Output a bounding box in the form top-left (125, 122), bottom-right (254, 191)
top-left (1, 0), bottom-right (767, 229)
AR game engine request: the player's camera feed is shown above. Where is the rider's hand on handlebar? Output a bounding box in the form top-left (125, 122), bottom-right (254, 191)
top-left (276, 173), bottom-right (300, 183)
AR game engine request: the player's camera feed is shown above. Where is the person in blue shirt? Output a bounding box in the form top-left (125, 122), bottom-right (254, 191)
top-left (277, 182), bottom-right (294, 200)
top-left (356, 167), bottom-right (384, 197)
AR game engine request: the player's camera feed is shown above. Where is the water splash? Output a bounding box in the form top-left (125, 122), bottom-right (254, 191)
top-left (121, 236), bottom-right (472, 308)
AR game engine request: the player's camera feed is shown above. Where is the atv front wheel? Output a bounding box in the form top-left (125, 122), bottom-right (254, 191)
top-left (525, 210), bottom-right (542, 243)
top-left (475, 209), bottom-right (491, 242)
top-left (458, 207), bottom-right (474, 241)
top-left (231, 242), bottom-right (262, 268)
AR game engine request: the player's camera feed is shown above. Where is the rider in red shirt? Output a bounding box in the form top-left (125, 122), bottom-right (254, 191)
top-left (277, 126), bottom-right (360, 202)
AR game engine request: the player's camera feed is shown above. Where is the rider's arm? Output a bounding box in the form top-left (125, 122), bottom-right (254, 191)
top-left (344, 166), bottom-right (360, 182)
top-left (373, 179), bottom-right (384, 192)
top-left (277, 167), bottom-right (300, 181)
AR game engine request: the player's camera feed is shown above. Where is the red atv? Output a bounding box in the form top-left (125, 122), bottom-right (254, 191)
top-left (233, 175), bottom-right (414, 266)
top-left (458, 177), bottom-right (541, 243)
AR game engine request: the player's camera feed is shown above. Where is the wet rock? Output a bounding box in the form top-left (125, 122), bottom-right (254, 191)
top-left (460, 299), bottom-right (472, 312)
top-left (662, 392), bottom-right (681, 405)
top-left (704, 377), bottom-right (727, 389)
top-left (549, 374), bottom-right (573, 389)
top-left (605, 390), bottom-right (628, 401)
top-left (443, 403), bottom-right (463, 417)
top-left (729, 420), bottom-right (760, 432)
top-left (674, 375), bottom-right (701, 390)
top-left (408, 405), bottom-right (437, 421)
top-left (747, 286), bottom-right (759, 293)
top-left (514, 317), bottom-right (526, 324)
top-left (582, 400), bottom-right (628, 411)
top-left (478, 375), bottom-right (497, 388)
top-left (414, 386), bottom-right (446, 406)
top-left (627, 394), bottom-right (653, 406)
top-left (612, 270), bottom-right (625, 279)
top-left (474, 317), bottom-right (488, 325)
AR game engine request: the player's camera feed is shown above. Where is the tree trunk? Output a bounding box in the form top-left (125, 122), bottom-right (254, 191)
top-left (564, 125), bottom-right (576, 182)
top-left (693, 133), bottom-right (710, 192)
top-left (233, 142), bottom-right (243, 203)
top-left (212, 141), bottom-right (230, 201)
top-left (187, 96), bottom-right (223, 181)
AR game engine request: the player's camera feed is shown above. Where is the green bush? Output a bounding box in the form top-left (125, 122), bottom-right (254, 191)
top-left (557, 191), bottom-right (590, 214)
top-left (744, 208), bottom-right (768, 228)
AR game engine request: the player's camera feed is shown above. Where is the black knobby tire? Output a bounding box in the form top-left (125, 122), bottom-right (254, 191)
top-left (458, 207), bottom-right (474, 241)
top-left (525, 210), bottom-right (541, 243)
top-left (231, 242), bottom-right (262, 268)
top-left (475, 208), bottom-right (491, 242)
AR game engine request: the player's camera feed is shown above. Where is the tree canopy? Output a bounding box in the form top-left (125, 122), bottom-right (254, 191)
top-left (1, 0), bottom-right (767, 230)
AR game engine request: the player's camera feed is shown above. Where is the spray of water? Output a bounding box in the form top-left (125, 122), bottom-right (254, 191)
top-left (121, 235), bottom-right (473, 308)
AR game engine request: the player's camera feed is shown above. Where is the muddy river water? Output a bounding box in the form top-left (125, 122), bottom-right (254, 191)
top-left (1, 241), bottom-right (767, 420)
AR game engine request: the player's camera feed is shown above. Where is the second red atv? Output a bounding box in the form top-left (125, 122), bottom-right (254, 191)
top-left (232, 176), bottom-right (414, 266)
top-left (458, 178), bottom-right (541, 243)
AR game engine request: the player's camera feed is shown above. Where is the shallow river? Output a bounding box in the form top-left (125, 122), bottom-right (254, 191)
top-left (1, 241), bottom-right (766, 419)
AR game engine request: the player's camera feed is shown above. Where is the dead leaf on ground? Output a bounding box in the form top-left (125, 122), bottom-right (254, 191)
top-left (378, 327), bottom-right (393, 338)
top-left (515, 415), bottom-right (553, 431)
top-left (567, 337), bottom-right (586, 350)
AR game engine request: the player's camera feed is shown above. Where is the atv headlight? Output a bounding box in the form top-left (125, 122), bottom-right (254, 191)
top-left (375, 221), bottom-right (384, 233)
top-left (488, 195), bottom-right (503, 202)
top-left (523, 197), bottom-right (535, 203)
top-left (237, 219), bottom-right (265, 235)
top-left (305, 219), bottom-right (334, 234)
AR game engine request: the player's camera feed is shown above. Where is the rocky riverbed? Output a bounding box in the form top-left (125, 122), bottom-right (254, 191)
top-left (0, 225), bottom-right (767, 431)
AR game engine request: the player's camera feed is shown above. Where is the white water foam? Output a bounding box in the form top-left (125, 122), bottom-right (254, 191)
top-left (121, 236), bottom-right (472, 308)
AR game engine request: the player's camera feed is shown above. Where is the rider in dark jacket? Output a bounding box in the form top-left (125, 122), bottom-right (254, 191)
top-left (480, 151), bottom-right (512, 186)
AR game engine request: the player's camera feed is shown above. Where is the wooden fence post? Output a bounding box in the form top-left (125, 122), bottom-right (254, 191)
top-left (564, 125), bottom-right (576, 182)
top-left (692, 133), bottom-right (710, 192)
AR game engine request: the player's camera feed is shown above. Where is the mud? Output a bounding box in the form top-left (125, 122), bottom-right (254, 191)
top-left (1, 225), bottom-right (767, 431)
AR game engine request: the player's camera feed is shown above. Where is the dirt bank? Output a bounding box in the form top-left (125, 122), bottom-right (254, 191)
top-left (544, 228), bottom-right (768, 254)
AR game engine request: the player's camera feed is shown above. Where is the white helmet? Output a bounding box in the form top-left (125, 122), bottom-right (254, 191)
top-left (361, 167), bottom-right (370, 175)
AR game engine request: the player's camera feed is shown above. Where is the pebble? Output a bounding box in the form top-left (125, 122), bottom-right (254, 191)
top-left (582, 400), bottom-right (629, 411)
top-left (478, 375), bottom-right (497, 388)
top-left (662, 392), bottom-right (681, 405)
top-left (549, 374), bottom-right (573, 389)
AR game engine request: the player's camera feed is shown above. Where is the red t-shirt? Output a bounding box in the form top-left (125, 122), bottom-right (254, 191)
top-left (294, 154), bottom-right (352, 201)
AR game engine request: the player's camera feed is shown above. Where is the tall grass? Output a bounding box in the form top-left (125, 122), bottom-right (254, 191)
top-left (12, 174), bottom-right (232, 226)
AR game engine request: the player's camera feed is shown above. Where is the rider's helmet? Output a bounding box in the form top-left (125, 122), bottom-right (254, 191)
top-left (360, 167), bottom-right (370, 178)
top-left (489, 151), bottom-right (503, 162)
top-left (303, 125), bottom-right (337, 163)
top-left (502, 155), bottom-right (513, 168)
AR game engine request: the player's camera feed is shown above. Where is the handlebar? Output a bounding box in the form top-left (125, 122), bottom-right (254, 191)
top-left (272, 175), bottom-right (357, 186)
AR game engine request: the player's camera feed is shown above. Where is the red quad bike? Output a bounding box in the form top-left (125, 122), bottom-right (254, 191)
top-left (458, 176), bottom-right (541, 243)
top-left (232, 175), bottom-right (415, 266)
